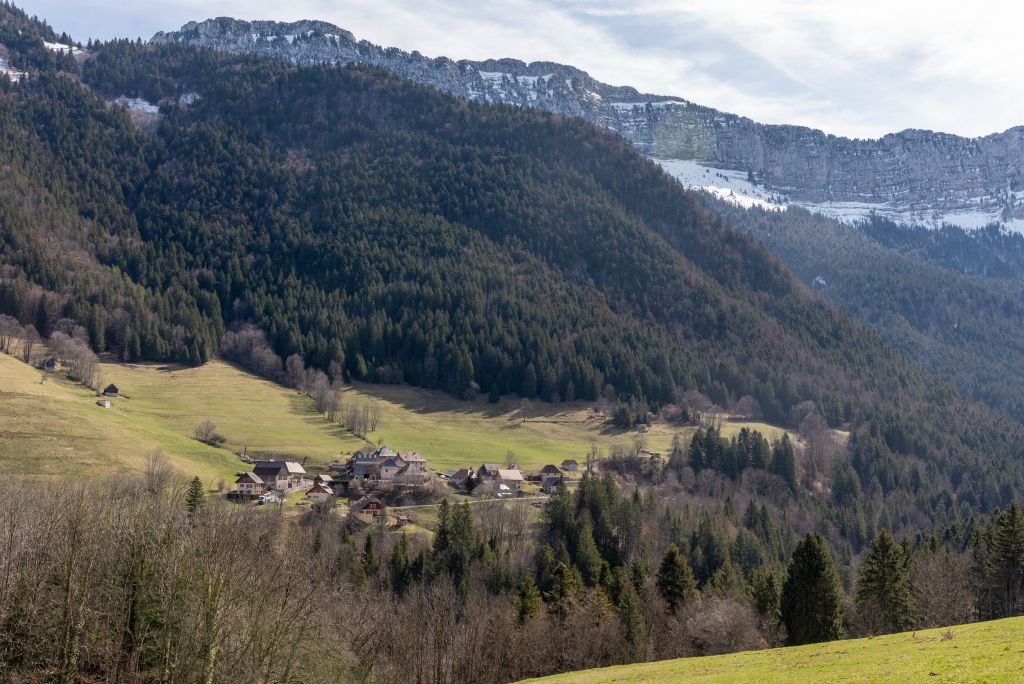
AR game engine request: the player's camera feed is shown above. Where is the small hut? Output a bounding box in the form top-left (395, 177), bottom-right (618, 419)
top-left (103, 383), bottom-right (119, 398)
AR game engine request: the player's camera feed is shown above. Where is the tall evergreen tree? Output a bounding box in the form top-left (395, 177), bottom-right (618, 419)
top-left (389, 532), bottom-right (411, 595)
top-left (855, 529), bottom-right (914, 634)
top-left (514, 576), bottom-right (542, 624)
top-left (185, 476), bottom-right (205, 517)
top-left (656, 544), bottom-right (698, 613)
top-left (781, 533), bottom-right (844, 645)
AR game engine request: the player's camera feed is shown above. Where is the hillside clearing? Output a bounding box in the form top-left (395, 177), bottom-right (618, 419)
top-left (1, 352), bottom-right (795, 480)
top-left (523, 617), bottom-right (1024, 683)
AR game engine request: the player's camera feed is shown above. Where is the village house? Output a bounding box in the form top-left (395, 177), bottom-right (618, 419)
top-left (234, 472), bottom-right (266, 497)
top-left (348, 452), bottom-right (381, 481)
top-left (560, 459), bottom-right (579, 472)
top-left (252, 460), bottom-right (306, 491)
top-left (477, 463), bottom-right (502, 481)
top-left (350, 496), bottom-right (386, 524)
top-left (449, 468), bottom-right (473, 487)
top-left (494, 468), bottom-right (524, 490)
top-left (538, 465), bottom-right (563, 492)
top-left (305, 482), bottom-right (334, 504)
top-left (313, 473), bottom-right (334, 488)
top-left (396, 451), bottom-right (427, 473)
top-left (378, 458), bottom-right (404, 481)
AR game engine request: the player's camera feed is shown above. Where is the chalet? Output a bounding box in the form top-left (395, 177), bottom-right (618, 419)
top-left (539, 464), bottom-right (562, 476)
top-left (449, 468), bottom-right (473, 487)
top-left (252, 460), bottom-right (306, 491)
top-left (495, 469), bottom-right (524, 490)
top-left (103, 383), bottom-right (119, 397)
top-left (305, 482), bottom-right (334, 504)
top-left (560, 459), bottom-right (579, 472)
top-left (477, 463), bottom-right (502, 481)
top-left (396, 451), bottom-right (427, 473)
top-left (313, 473), bottom-right (334, 487)
top-left (350, 496), bottom-right (386, 524)
top-left (234, 472), bottom-right (266, 497)
top-left (96, 399), bottom-right (111, 409)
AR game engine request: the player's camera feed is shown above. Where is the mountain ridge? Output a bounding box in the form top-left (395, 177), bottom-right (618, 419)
top-left (152, 17), bottom-right (1024, 231)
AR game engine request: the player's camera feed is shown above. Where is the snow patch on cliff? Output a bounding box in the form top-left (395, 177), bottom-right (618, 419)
top-left (656, 159), bottom-right (787, 211)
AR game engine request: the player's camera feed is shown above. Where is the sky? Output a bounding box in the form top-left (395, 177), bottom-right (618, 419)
top-left (18, 0), bottom-right (1024, 139)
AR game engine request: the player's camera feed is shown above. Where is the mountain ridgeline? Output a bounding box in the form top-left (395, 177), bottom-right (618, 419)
top-left (153, 17), bottom-right (1024, 227)
top-left (0, 12), bottom-right (1023, 526)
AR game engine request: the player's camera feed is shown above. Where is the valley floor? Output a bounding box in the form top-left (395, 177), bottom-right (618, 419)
top-left (524, 617), bottom-right (1024, 683)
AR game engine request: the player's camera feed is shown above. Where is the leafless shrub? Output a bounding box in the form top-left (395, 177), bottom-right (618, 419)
top-left (683, 596), bottom-right (763, 656)
top-left (193, 419), bottom-right (226, 446)
top-left (143, 448), bottom-right (174, 496)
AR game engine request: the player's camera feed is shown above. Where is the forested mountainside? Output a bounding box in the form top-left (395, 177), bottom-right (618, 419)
top-left (1, 5), bottom-right (1024, 535)
top-left (704, 199), bottom-right (1024, 424)
top-left (861, 219), bottom-right (1024, 281)
top-left (153, 17), bottom-right (1024, 230)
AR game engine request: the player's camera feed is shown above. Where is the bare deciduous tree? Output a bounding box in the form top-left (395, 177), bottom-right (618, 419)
top-left (193, 420), bottom-right (226, 446)
top-left (144, 448), bottom-right (174, 496)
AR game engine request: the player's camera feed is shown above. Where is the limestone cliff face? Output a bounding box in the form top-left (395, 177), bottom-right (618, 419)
top-left (153, 18), bottom-right (1024, 223)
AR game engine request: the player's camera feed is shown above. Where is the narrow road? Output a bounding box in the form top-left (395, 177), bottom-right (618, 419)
top-left (390, 495), bottom-right (549, 511)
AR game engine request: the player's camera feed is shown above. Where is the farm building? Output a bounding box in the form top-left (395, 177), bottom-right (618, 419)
top-left (252, 460), bottom-right (306, 490)
top-left (560, 459), bottom-right (579, 472)
top-left (103, 383), bottom-right (119, 397)
top-left (96, 399), bottom-right (111, 409)
top-left (305, 482), bottom-right (334, 504)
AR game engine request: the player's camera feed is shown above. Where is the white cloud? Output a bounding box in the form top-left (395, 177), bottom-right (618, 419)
top-left (18, 0), bottom-right (1024, 138)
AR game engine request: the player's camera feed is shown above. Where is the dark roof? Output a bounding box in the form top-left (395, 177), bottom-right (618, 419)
top-left (561, 459), bottom-right (579, 466)
top-left (380, 458), bottom-right (399, 469)
top-left (252, 460), bottom-right (305, 475)
top-left (480, 463), bottom-right (501, 472)
top-left (103, 383), bottom-right (118, 393)
top-left (350, 496), bottom-right (385, 512)
top-left (306, 483), bottom-right (332, 495)
top-left (540, 464), bottom-right (562, 474)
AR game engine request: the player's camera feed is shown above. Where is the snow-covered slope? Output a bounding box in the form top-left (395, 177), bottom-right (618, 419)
top-left (152, 18), bottom-right (1024, 233)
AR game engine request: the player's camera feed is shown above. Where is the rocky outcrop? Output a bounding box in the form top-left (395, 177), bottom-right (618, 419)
top-left (153, 18), bottom-right (1024, 226)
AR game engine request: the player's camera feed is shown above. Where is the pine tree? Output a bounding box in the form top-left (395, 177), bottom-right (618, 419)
top-left (573, 517), bottom-right (603, 585)
top-left (546, 563), bottom-right (583, 620)
top-left (361, 534), bottom-right (379, 577)
top-left (781, 533), bottom-right (844, 645)
top-left (514, 576), bottom-right (542, 624)
top-left (747, 564), bottom-right (783, 622)
top-left (855, 529), bottom-right (914, 634)
top-left (185, 476), bottom-right (205, 517)
top-left (656, 544), bottom-right (698, 613)
top-left (389, 532), bottom-right (411, 595)
top-left (616, 573), bottom-right (645, 649)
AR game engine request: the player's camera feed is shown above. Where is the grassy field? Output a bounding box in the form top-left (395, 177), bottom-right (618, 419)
top-left (524, 617), bottom-right (1024, 683)
top-left (1, 351), bottom-right (795, 481)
